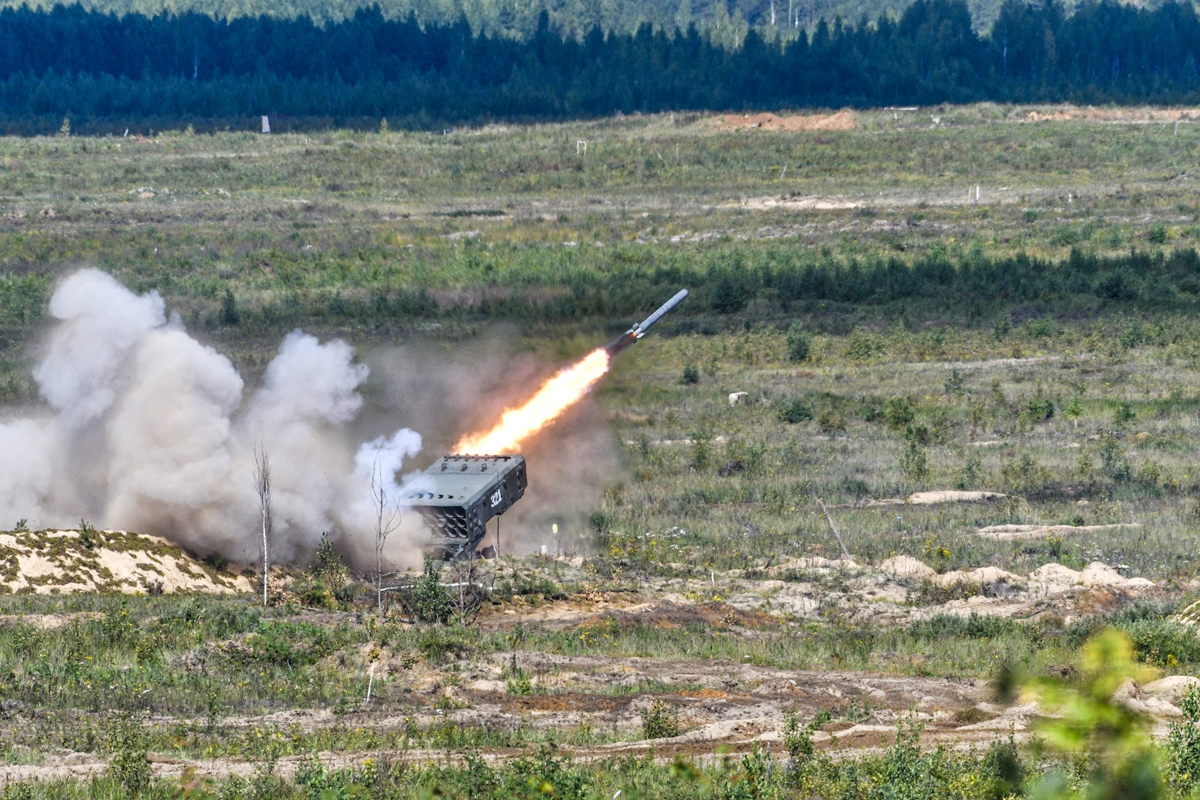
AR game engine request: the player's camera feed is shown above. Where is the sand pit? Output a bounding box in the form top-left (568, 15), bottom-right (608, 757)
top-left (1023, 106), bottom-right (1200, 124)
top-left (833, 490), bottom-right (1005, 509)
top-left (0, 529), bottom-right (250, 594)
top-left (717, 110), bottom-right (856, 131)
top-left (878, 555), bottom-right (1151, 592)
top-left (976, 523), bottom-right (1141, 540)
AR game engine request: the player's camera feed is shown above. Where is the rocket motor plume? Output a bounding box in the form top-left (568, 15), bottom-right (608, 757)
top-left (452, 290), bottom-right (687, 456)
top-left (453, 348), bottom-right (611, 455)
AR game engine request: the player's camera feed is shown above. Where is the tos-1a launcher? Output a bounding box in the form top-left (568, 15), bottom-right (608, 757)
top-left (407, 289), bottom-right (687, 560)
top-left (404, 454), bottom-right (527, 560)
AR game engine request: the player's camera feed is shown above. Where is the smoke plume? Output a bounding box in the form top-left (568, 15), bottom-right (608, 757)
top-left (0, 270), bottom-right (426, 569)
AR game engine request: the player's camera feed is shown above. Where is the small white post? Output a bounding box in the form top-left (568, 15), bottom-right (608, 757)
top-left (366, 662), bottom-right (376, 703)
top-left (577, 140), bottom-right (587, 156)
top-left (261, 116), bottom-right (270, 134)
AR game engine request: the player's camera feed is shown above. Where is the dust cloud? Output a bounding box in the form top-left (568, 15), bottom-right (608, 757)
top-left (0, 271), bottom-right (621, 568)
top-left (0, 270), bottom-right (426, 570)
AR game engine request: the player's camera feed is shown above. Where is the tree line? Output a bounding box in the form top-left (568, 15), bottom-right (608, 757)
top-left (0, 0), bottom-right (1198, 128)
top-left (3, 246), bottom-right (1200, 335)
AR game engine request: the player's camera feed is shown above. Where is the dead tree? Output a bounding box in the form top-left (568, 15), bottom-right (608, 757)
top-left (254, 443), bottom-right (273, 607)
top-left (371, 455), bottom-right (401, 616)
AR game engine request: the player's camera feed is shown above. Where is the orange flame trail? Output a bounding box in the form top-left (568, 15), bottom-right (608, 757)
top-left (454, 348), bottom-right (611, 455)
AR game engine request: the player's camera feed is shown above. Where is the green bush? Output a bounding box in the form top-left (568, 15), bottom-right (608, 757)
top-left (884, 397), bottom-right (915, 430)
top-left (1025, 397), bottom-right (1055, 422)
top-left (640, 699), bottom-right (681, 739)
top-left (786, 324), bottom-right (811, 362)
top-left (1168, 686), bottom-right (1200, 791)
top-left (1114, 401), bottom-right (1137, 428)
top-left (679, 363), bottom-right (699, 385)
top-left (106, 718), bottom-right (151, 796)
top-left (778, 398), bottom-right (814, 424)
top-left (899, 439), bottom-right (928, 481)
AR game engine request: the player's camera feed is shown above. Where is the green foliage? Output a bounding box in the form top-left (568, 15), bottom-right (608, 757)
top-left (404, 561), bottom-right (455, 625)
top-left (778, 398), bottom-right (813, 424)
top-left (1024, 629), bottom-right (1162, 800)
top-left (311, 533), bottom-right (350, 585)
top-left (105, 717), bottom-right (151, 796)
top-left (884, 397), bottom-right (915, 431)
top-left (899, 439), bottom-right (928, 482)
top-left (640, 698), bottom-right (681, 739)
top-left (680, 363), bottom-right (700, 385)
top-left (219, 288), bottom-right (239, 326)
top-left (1065, 397), bottom-right (1084, 424)
top-left (1167, 685), bottom-right (1200, 792)
top-left (783, 710), bottom-right (815, 762)
top-left (1025, 396), bottom-right (1055, 422)
top-left (1114, 401), bottom-right (1137, 429)
top-left (786, 323), bottom-right (811, 363)
top-left (243, 620), bottom-right (342, 667)
top-left (943, 367), bottom-right (965, 395)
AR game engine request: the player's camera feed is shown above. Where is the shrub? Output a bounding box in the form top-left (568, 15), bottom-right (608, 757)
top-left (1168, 686), bottom-right (1200, 791)
top-left (943, 367), bottom-right (965, 395)
top-left (909, 613), bottom-right (1022, 640)
top-left (783, 711), bottom-right (815, 762)
top-left (1114, 401), bottom-right (1137, 428)
top-left (106, 718), bottom-right (151, 796)
top-left (778, 398), bottom-right (813, 424)
top-left (679, 363), bottom-right (699, 384)
top-left (640, 699), bottom-right (681, 739)
top-left (817, 409), bottom-right (847, 434)
top-left (1025, 397), bottom-right (1055, 422)
top-left (884, 397), bottom-right (915, 430)
top-left (786, 324), bottom-right (811, 362)
top-left (845, 329), bottom-right (887, 360)
top-left (219, 288), bottom-right (239, 325)
top-left (899, 439), bottom-right (928, 481)
top-left (403, 561), bottom-right (454, 624)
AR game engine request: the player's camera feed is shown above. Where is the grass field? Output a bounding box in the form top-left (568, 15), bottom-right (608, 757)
top-left (2, 104), bottom-right (1200, 797)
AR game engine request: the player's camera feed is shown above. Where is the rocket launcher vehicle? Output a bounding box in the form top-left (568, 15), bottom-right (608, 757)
top-left (409, 289), bottom-right (688, 559)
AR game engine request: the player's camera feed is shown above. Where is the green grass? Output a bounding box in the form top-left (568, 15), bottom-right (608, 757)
top-left (5, 106), bottom-right (1200, 782)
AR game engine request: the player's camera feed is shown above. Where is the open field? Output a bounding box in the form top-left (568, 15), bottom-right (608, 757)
top-left (3, 104), bottom-right (1200, 796)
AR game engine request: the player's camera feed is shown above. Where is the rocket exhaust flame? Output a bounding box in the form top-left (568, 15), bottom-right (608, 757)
top-left (453, 348), bottom-right (611, 455)
top-left (452, 289), bottom-right (686, 457)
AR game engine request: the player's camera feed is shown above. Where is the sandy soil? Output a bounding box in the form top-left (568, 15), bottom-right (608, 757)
top-left (716, 110), bottom-right (857, 131)
top-left (0, 529), bottom-right (249, 595)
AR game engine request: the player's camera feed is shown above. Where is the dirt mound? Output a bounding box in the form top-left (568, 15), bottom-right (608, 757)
top-left (880, 555), bottom-right (1148, 593)
top-left (977, 523), bottom-right (1141, 540)
top-left (718, 110), bottom-right (856, 131)
top-left (0, 529), bottom-right (250, 594)
top-left (576, 601), bottom-right (776, 632)
top-left (1024, 106), bottom-right (1200, 124)
top-left (907, 491), bottom-right (1005, 505)
top-left (834, 490), bottom-right (1004, 509)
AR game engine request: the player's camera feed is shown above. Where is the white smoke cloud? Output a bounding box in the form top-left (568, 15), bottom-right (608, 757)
top-left (2, 270), bottom-right (425, 569)
top-left (34, 270), bottom-right (166, 428)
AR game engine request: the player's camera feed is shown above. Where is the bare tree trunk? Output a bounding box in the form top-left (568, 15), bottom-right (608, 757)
top-left (254, 444), bottom-right (273, 607)
top-left (371, 454), bottom-right (400, 616)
